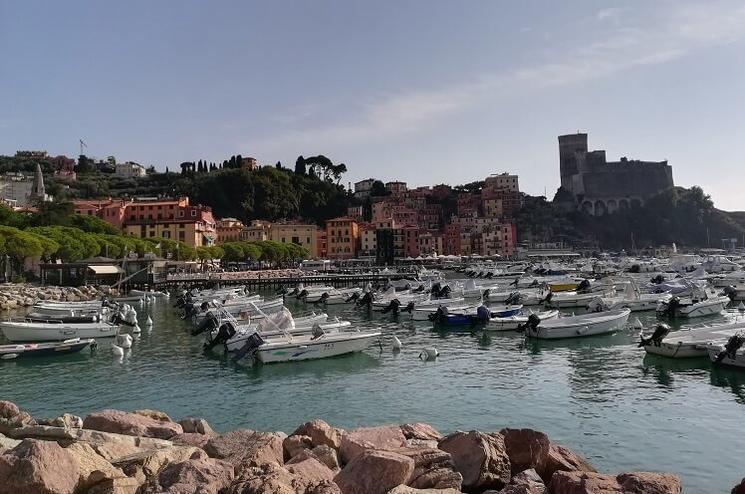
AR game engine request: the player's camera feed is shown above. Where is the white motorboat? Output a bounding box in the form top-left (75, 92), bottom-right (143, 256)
top-left (524, 308), bottom-right (631, 339)
top-left (656, 294), bottom-right (729, 319)
top-left (543, 290), bottom-right (606, 309)
top-left (0, 320), bottom-right (119, 342)
top-left (484, 309), bottom-right (560, 331)
top-left (224, 319), bottom-right (352, 352)
top-left (641, 321), bottom-right (745, 358)
top-left (251, 330), bottom-right (382, 363)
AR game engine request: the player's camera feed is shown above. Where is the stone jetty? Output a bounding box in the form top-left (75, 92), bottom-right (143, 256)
top-left (0, 284), bottom-right (117, 312)
top-left (0, 401), bottom-right (687, 494)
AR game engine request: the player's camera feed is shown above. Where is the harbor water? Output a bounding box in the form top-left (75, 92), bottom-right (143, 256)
top-left (1, 294), bottom-right (744, 493)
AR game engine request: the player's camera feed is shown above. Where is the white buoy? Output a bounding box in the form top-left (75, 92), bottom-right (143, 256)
top-left (146, 315), bottom-right (153, 327)
top-left (392, 335), bottom-right (402, 352)
top-left (132, 324), bottom-right (141, 334)
top-left (116, 334), bottom-right (133, 349)
top-left (138, 297), bottom-right (144, 305)
top-left (112, 344), bottom-right (124, 356)
top-left (632, 317), bottom-right (643, 330)
top-left (419, 347), bottom-right (439, 361)
top-left (738, 302), bottom-right (745, 311)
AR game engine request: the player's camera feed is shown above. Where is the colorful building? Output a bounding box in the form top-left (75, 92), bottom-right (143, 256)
top-left (326, 217), bottom-right (359, 259)
top-left (216, 218), bottom-right (244, 243)
top-left (240, 220), bottom-right (271, 242)
top-left (120, 197), bottom-right (216, 247)
top-left (270, 223), bottom-right (318, 259)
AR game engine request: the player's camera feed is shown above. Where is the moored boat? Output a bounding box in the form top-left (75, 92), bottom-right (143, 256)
top-left (0, 320), bottom-right (119, 342)
top-left (484, 309), bottom-right (560, 332)
top-left (641, 321), bottom-right (745, 358)
top-left (0, 338), bottom-right (95, 360)
top-left (523, 308), bottom-right (631, 339)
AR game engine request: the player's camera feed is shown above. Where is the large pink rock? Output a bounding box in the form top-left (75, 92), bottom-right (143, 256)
top-left (391, 447), bottom-right (462, 491)
top-left (227, 462), bottom-right (341, 494)
top-left (0, 438), bottom-right (79, 494)
top-left (284, 434), bottom-right (313, 460)
top-left (83, 409), bottom-right (183, 439)
top-left (286, 456), bottom-right (336, 487)
top-left (550, 471), bottom-right (682, 494)
top-left (334, 449), bottom-right (414, 494)
top-left (0, 400), bottom-right (35, 435)
top-left (172, 432), bottom-right (211, 449)
top-left (499, 468), bottom-right (546, 494)
top-left (339, 425), bottom-right (407, 464)
top-left (437, 431), bottom-right (511, 492)
top-left (204, 429), bottom-right (284, 472)
top-left (141, 455), bottom-right (234, 494)
top-left (288, 445), bottom-right (341, 472)
top-left (292, 419), bottom-right (342, 450)
top-left (179, 417), bottom-right (216, 436)
top-left (500, 428), bottom-right (595, 482)
top-left (400, 423), bottom-right (443, 442)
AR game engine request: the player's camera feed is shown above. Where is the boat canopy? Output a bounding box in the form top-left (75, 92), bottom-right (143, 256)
top-left (87, 265), bottom-right (123, 275)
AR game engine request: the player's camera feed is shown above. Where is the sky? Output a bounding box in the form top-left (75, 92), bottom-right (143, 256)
top-left (1, 0), bottom-right (744, 210)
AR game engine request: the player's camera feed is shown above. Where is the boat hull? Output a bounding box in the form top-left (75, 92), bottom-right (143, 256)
top-left (0, 339), bottom-right (93, 359)
top-left (1, 322), bottom-right (118, 342)
top-left (528, 309), bottom-right (631, 339)
top-left (257, 333), bottom-right (380, 363)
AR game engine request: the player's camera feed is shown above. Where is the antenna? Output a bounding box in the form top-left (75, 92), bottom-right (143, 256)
top-left (79, 139), bottom-right (87, 155)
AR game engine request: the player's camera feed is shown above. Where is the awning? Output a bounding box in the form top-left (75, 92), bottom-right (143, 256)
top-left (87, 265), bottom-right (123, 275)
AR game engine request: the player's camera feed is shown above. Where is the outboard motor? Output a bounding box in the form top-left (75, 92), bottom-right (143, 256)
top-left (638, 323), bottom-right (671, 347)
top-left (485, 271), bottom-right (494, 279)
top-left (231, 332), bottom-right (265, 363)
top-left (430, 282), bottom-right (442, 298)
top-left (476, 304), bottom-right (490, 323)
top-left (722, 285), bottom-right (737, 302)
top-left (577, 279), bottom-right (591, 293)
top-left (382, 299), bottom-right (402, 314)
top-left (316, 292), bottom-right (330, 305)
top-left (439, 285), bottom-right (451, 298)
top-left (345, 292), bottom-right (360, 303)
top-left (505, 292), bottom-right (521, 306)
top-left (203, 321), bottom-right (237, 351)
top-left (192, 312), bottom-right (219, 336)
top-left (357, 291), bottom-right (373, 308)
top-left (715, 333), bottom-right (745, 363)
top-left (482, 288), bottom-right (491, 300)
top-left (540, 291), bottom-right (554, 306)
top-left (402, 301), bottom-right (416, 314)
top-left (297, 289), bottom-right (309, 301)
top-left (651, 274), bottom-right (666, 285)
top-left (660, 296), bottom-right (681, 318)
top-left (517, 313), bottom-right (541, 333)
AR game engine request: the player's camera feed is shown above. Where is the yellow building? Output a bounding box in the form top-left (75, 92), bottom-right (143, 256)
top-left (326, 217), bottom-right (359, 259)
top-left (121, 197), bottom-right (216, 247)
top-left (240, 220), bottom-right (271, 242)
top-left (270, 223), bottom-right (318, 258)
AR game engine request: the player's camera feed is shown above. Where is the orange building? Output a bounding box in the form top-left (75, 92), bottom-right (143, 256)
top-left (116, 197), bottom-right (217, 247)
top-left (326, 217), bottom-right (359, 259)
top-left (216, 218), bottom-right (244, 243)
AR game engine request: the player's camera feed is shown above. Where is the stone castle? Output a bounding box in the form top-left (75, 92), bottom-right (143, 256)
top-left (558, 133), bottom-right (674, 215)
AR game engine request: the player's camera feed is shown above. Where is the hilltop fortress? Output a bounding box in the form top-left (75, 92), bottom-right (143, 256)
top-left (558, 133), bottom-right (674, 216)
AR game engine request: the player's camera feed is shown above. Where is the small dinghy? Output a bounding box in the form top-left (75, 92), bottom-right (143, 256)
top-left (430, 305), bottom-right (522, 326)
top-left (0, 338), bottom-right (95, 360)
top-left (523, 308), bottom-right (631, 339)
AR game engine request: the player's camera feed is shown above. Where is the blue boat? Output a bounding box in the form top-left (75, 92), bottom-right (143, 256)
top-left (431, 305), bottom-right (523, 326)
top-left (0, 338), bottom-right (95, 360)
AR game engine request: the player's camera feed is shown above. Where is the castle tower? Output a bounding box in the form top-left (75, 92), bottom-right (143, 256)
top-left (30, 163), bottom-right (46, 204)
top-left (558, 133), bottom-right (588, 194)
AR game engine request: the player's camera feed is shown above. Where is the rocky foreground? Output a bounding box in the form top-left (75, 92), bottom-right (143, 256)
top-left (0, 284), bottom-right (117, 311)
top-left (0, 401), bottom-right (689, 494)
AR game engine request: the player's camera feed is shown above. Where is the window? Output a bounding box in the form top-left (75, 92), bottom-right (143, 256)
top-left (179, 211), bottom-right (184, 218)
top-left (191, 210), bottom-right (196, 217)
top-left (162, 231), bottom-right (170, 239)
top-left (178, 231), bottom-right (185, 240)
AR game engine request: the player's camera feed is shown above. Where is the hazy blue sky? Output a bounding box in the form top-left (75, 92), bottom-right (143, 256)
top-left (2, 1), bottom-right (744, 209)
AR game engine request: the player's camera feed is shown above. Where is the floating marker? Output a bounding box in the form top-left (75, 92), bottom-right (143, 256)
top-left (632, 317), bottom-right (643, 330)
top-left (392, 335), bottom-right (402, 352)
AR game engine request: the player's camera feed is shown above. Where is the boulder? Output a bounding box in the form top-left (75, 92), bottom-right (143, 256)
top-left (438, 431), bottom-right (511, 492)
top-left (0, 432), bottom-right (20, 451)
top-left (226, 462), bottom-right (340, 494)
top-left (9, 425), bottom-right (173, 460)
top-left (172, 432), bottom-right (211, 449)
top-left (133, 409), bottom-right (173, 423)
top-left (0, 400), bottom-right (35, 435)
top-left (499, 468), bottom-right (546, 494)
top-left (339, 425), bottom-right (407, 464)
top-left (179, 416), bottom-right (216, 435)
top-left (334, 450), bottom-right (415, 494)
top-left (83, 409), bottom-right (182, 439)
top-left (0, 438), bottom-right (79, 494)
top-left (284, 434), bottom-right (313, 460)
top-left (64, 442), bottom-right (126, 492)
top-left (391, 447), bottom-right (461, 491)
top-left (500, 428), bottom-right (594, 483)
top-left (400, 423), bottom-right (443, 442)
top-left (39, 413), bottom-right (83, 429)
top-left (286, 456), bottom-right (336, 487)
top-left (387, 487), bottom-right (460, 494)
top-left (141, 455), bottom-right (234, 494)
top-left (310, 445), bottom-right (340, 471)
top-left (204, 429), bottom-right (284, 472)
top-left (111, 445), bottom-right (204, 479)
top-left (549, 471), bottom-right (682, 494)
top-left (85, 476), bottom-right (141, 494)
top-left (292, 419), bottom-right (342, 450)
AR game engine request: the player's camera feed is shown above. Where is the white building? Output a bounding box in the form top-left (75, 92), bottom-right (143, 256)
top-left (115, 161), bottom-right (147, 178)
top-left (485, 173), bottom-right (519, 192)
top-left (354, 178), bottom-right (376, 199)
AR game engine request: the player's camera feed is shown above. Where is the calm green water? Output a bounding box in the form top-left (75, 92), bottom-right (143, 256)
top-left (2, 292), bottom-right (745, 493)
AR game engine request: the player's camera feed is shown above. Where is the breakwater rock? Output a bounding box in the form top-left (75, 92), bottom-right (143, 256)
top-left (0, 401), bottom-right (684, 494)
top-left (0, 284), bottom-right (117, 311)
